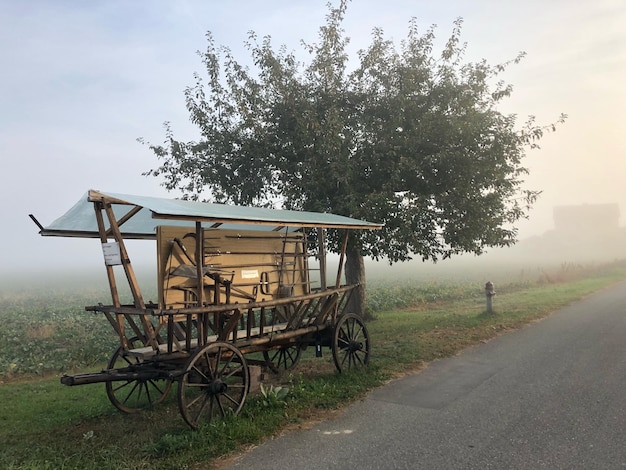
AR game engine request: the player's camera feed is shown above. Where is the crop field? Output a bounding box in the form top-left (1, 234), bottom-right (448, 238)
top-left (0, 277), bottom-right (153, 379)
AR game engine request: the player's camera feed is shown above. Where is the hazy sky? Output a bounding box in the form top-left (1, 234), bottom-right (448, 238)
top-left (1, 0), bottom-right (624, 274)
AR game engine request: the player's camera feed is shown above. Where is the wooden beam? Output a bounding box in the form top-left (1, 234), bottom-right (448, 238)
top-left (93, 203), bottom-right (121, 308)
top-left (102, 200), bottom-right (159, 350)
top-left (103, 202), bottom-right (145, 309)
top-left (151, 213), bottom-right (382, 230)
top-left (335, 230), bottom-right (349, 289)
top-left (195, 221), bottom-right (203, 307)
top-left (105, 205), bottom-right (143, 237)
top-left (318, 228), bottom-right (327, 291)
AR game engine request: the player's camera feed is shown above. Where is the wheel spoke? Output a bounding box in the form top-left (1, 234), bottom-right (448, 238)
top-left (143, 380), bottom-right (159, 406)
top-left (223, 364), bottom-right (244, 380)
top-left (263, 344), bottom-right (302, 373)
top-left (191, 364), bottom-right (211, 383)
top-left (185, 382), bottom-right (211, 388)
top-left (216, 395), bottom-right (226, 417)
top-left (190, 393), bottom-right (211, 424)
top-left (111, 380), bottom-right (133, 394)
top-left (122, 381), bottom-right (140, 405)
top-left (222, 390), bottom-right (243, 406)
top-left (185, 390), bottom-right (206, 409)
top-left (353, 350), bottom-right (365, 366)
top-left (214, 347), bottom-right (223, 376)
top-left (119, 355), bottom-right (134, 367)
top-left (339, 350), bottom-right (349, 367)
top-left (207, 393), bottom-right (215, 417)
top-left (147, 379), bottom-right (167, 396)
top-left (203, 350), bottom-right (216, 379)
top-left (219, 349), bottom-right (235, 377)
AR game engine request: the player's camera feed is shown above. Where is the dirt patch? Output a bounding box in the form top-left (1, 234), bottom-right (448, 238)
top-left (26, 323), bottom-right (56, 340)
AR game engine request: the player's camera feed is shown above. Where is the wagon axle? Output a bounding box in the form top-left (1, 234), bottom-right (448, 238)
top-left (209, 380), bottom-right (228, 395)
top-left (347, 340), bottom-right (365, 352)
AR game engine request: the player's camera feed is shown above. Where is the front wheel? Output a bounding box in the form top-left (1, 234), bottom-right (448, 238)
top-left (332, 313), bottom-right (371, 373)
top-left (178, 342), bottom-right (250, 429)
top-left (105, 338), bottom-right (172, 414)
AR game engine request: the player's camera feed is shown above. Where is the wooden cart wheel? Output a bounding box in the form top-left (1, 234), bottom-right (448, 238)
top-left (332, 313), bottom-right (371, 372)
top-left (178, 341), bottom-right (250, 429)
top-left (105, 338), bottom-right (173, 414)
top-left (263, 344), bottom-right (302, 373)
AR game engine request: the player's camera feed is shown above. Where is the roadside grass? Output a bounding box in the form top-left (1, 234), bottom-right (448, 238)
top-left (1, 262), bottom-right (625, 469)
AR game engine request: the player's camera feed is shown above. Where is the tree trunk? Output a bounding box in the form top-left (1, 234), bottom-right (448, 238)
top-left (345, 242), bottom-right (372, 320)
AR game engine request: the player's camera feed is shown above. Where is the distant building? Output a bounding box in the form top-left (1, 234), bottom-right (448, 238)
top-left (511, 203), bottom-right (625, 263)
top-left (553, 203), bottom-right (620, 235)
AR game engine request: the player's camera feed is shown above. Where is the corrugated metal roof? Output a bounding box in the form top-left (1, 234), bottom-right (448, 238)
top-left (37, 190), bottom-right (382, 239)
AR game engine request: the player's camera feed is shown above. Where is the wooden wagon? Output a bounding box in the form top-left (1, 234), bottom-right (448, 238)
top-left (31, 190), bottom-right (382, 429)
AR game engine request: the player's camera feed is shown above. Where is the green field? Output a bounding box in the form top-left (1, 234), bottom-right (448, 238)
top-left (1, 260), bottom-right (625, 469)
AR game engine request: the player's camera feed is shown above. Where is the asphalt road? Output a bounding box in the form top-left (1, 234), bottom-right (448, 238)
top-left (228, 281), bottom-right (626, 469)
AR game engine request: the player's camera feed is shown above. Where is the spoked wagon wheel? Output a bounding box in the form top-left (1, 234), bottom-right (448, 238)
top-left (332, 313), bottom-right (371, 372)
top-left (178, 341), bottom-right (250, 429)
top-left (263, 343), bottom-right (302, 373)
top-left (105, 338), bottom-right (173, 414)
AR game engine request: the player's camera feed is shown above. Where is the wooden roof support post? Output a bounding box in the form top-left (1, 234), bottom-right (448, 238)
top-left (103, 202), bottom-right (145, 309)
top-left (303, 230), bottom-right (311, 294)
top-left (93, 201), bottom-right (126, 348)
top-left (318, 227), bottom-right (327, 291)
top-left (93, 202), bottom-right (121, 308)
top-left (102, 201), bottom-right (158, 350)
top-left (335, 230), bottom-right (349, 289)
top-left (195, 221), bottom-right (204, 307)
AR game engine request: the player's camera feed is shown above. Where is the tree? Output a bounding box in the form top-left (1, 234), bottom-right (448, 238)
top-left (143, 1), bottom-right (565, 317)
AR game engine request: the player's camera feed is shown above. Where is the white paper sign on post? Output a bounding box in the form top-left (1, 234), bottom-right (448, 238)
top-left (102, 242), bottom-right (122, 266)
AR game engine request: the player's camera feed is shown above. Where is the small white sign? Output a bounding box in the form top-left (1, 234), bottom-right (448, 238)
top-left (102, 242), bottom-right (122, 266)
top-left (241, 269), bottom-right (259, 279)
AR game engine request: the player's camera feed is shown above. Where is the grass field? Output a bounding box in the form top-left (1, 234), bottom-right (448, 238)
top-left (1, 260), bottom-right (625, 469)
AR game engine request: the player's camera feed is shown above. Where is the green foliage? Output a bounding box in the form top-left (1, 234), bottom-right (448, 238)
top-left (367, 281), bottom-right (477, 312)
top-left (143, 0), bottom-right (565, 263)
top-left (258, 383), bottom-right (290, 408)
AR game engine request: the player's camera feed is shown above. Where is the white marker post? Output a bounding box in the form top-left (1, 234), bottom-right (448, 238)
top-left (485, 281), bottom-right (495, 314)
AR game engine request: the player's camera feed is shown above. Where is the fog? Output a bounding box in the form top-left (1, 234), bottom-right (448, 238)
top-left (1, 0), bottom-right (625, 289)
top-left (4, 204), bottom-right (625, 296)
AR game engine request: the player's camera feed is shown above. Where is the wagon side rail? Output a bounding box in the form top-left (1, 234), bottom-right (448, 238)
top-left (86, 283), bottom-right (359, 358)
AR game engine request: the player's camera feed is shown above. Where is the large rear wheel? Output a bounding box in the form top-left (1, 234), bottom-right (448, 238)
top-left (332, 313), bottom-right (371, 372)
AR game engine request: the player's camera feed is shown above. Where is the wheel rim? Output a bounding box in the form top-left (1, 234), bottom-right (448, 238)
top-left (263, 344), bottom-right (302, 373)
top-left (178, 342), bottom-right (249, 429)
top-left (332, 313), bottom-right (371, 372)
top-left (105, 338), bottom-right (172, 414)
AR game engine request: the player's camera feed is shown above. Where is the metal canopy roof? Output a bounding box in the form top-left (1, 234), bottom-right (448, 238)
top-left (35, 190), bottom-right (382, 239)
